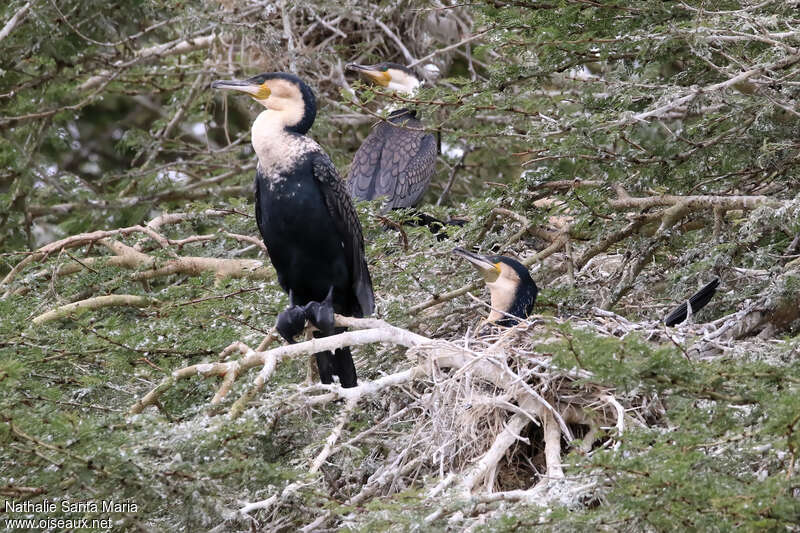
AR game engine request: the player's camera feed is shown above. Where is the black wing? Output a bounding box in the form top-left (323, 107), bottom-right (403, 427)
top-left (348, 111), bottom-right (437, 209)
top-left (311, 151), bottom-right (375, 317)
top-left (664, 278), bottom-right (720, 326)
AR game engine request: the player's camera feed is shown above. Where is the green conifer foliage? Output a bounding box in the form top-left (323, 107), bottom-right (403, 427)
top-left (1, 0), bottom-right (798, 530)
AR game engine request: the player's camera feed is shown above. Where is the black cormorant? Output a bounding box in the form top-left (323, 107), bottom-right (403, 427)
top-left (664, 278), bottom-right (719, 327)
top-left (211, 72), bottom-right (374, 388)
top-left (453, 247), bottom-right (538, 327)
top-left (345, 62), bottom-right (437, 210)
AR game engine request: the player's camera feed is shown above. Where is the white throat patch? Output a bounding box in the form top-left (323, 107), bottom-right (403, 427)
top-left (259, 79), bottom-right (306, 124)
top-left (251, 110), bottom-right (318, 178)
top-left (387, 70), bottom-right (421, 95)
top-left (486, 267), bottom-right (521, 322)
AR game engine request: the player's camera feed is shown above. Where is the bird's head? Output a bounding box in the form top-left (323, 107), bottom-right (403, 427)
top-left (453, 247), bottom-right (516, 286)
top-left (346, 62), bottom-right (421, 94)
top-left (453, 247), bottom-right (537, 324)
top-left (211, 72), bottom-right (316, 134)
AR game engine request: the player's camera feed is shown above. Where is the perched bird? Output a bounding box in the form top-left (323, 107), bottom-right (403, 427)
top-left (664, 278), bottom-right (720, 327)
top-left (212, 73), bottom-right (374, 388)
top-left (345, 62), bottom-right (437, 210)
top-left (453, 247), bottom-right (538, 326)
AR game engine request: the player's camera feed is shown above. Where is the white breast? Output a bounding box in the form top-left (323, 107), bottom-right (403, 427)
top-left (251, 110), bottom-right (319, 178)
top-left (486, 269), bottom-right (521, 322)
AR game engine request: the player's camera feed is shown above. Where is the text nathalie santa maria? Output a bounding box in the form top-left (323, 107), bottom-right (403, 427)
top-left (4, 499), bottom-right (138, 513)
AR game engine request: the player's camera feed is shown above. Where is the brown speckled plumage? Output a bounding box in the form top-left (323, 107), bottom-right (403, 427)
top-left (347, 109), bottom-right (437, 209)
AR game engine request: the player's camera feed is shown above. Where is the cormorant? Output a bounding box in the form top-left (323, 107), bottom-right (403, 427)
top-left (212, 72), bottom-right (374, 388)
top-left (345, 62), bottom-right (437, 210)
top-left (453, 247), bottom-right (538, 326)
top-left (664, 278), bottom-right (719, 327)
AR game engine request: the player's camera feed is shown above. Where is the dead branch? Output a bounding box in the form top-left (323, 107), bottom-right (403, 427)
top-left (608, 52), bottom-right (800, 127)
top-left (32, 294), bottom-right (157, 325)
top-left (409, 280), bottom-right (483, 315)
top-left (704, 270), bottom-right (800, 341)
top-left (129, 316), bottom-right (429, 415)
top-left (542, 410), bottom-right (565, 480)
top-left (133, 310), bottom-right (635, 525)
top-left (609, 192), bottom-right (782, 211)
top-left (310, 399), bottom-right (357, 473)
top-left (408, 27), bottom-right (492, 68)
top-left (602, 234), bottom-right (669, 309)
top-left (1, 210), bottom-right (272, 298)
top-left (158, 303), bottom-right (650, 532)
top-left (79, 33), bottom-right (217, 91)
top-left (460, 409), bottom-right (531, 492)
top-left (0, 1), bottom-right (31, 43)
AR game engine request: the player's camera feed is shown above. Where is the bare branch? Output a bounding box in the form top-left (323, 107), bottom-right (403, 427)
top-left (0, 1), bottom-right (31, 43)
top-left (32, 294), bottom-right (157, 325)
top-left (78, 34), bottom-right (217, 91)
top-left (608, 52), bottom-right (800, 127)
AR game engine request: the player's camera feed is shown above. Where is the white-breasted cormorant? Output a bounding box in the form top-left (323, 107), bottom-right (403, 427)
top-left (345, 62), bottom-right (437, 210)
top-left (453, 247), bottom-right (538, 326)
top-left (664, 278), bottom-right (719, 326)
top-left (212, 72), bottom-right (374, 388)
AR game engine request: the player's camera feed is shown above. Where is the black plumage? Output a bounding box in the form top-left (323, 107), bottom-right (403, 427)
top-left (213, 72), bottom-right (373, 387)
top-left (664, 278), bottom-right (720, 327)
top-left (255, 152), bottom-right (374, 317)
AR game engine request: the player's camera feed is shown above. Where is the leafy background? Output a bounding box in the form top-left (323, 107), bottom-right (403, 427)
top-left (1, 0), bottom-right (799, 531)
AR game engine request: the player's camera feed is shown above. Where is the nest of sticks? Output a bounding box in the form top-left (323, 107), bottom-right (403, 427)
top-left (126, 309), bottom-right (661, 531)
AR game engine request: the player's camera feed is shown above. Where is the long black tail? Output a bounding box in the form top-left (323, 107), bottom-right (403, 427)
top-left (664, 278), bottom-right (720, 326)
top-left (315, 348), bottom-right (357, 388)
top-left (313, 328), bottom-right (358, 388)
top-left (333, 347), bottom-right (357, 388)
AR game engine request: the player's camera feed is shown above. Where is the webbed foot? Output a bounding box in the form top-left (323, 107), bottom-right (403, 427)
top-left (303, 287), bottom-right (335, 336)
top-left (276, 291), bottom-right (307, 343)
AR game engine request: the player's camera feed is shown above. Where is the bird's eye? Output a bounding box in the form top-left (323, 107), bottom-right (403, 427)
top-left (380, 66), bottom-right (389, 72)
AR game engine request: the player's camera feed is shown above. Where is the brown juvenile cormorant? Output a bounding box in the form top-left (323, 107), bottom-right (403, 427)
top-left (345, 62), bottom-right (437, 210)
top-left (453, 248), bottom-right (538, 326)
top-left (664, 278), bottom-right (719, 327)
top-left (211, 72), bottom-right (374, 388)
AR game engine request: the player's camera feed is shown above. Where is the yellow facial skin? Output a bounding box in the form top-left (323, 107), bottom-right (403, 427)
top-left (362, 70), bottom-right (391, 87)
top-left (481, 263), bottom-right (501, 283)
top-left (254, 83), bottom-right (271, 100)
top-left (453, 248), bottom-right (501, 283)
